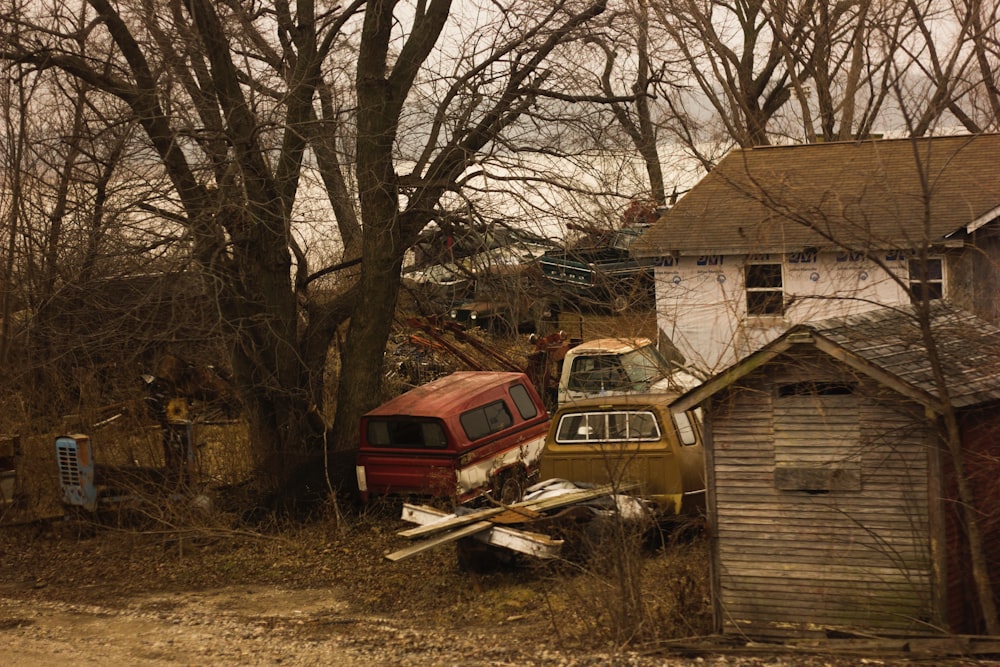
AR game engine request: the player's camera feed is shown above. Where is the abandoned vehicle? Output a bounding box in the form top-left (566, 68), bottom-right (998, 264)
top-left (539, 392), bottom-right (705, 517)
top-left (556, 337), bottom-right (700, 406)
top-left (355, 371), bottom-right (550, 505)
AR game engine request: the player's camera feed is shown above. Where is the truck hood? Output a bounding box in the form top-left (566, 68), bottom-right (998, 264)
top-left (650, 370), bottom-right (703, 394)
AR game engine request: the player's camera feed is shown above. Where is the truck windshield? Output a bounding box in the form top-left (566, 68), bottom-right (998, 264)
top-left (567, 344), bottom-right (669, 393)
top-left (367, 419), bottom-right (448, 448)
top-left (619, 345), bottom-right (670, 384)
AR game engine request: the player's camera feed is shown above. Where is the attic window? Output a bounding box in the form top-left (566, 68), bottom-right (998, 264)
top-left (745, 263), bottom-right (784, 315)
top-left (777, 381), bottom-right (855, 397)
top-left (908, 257), bottom-right (943, 303)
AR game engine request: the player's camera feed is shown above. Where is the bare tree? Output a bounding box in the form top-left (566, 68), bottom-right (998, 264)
top-left (650, 0), bottom-right (805, 147)
top-left (0, 60), bottom-right (31, 367)
top-left (0, 0), bottom-right (612, 494)
top-left (579, 0), bottom-right (671, 205)
top-left (968, 0), bottom-right (1000, 127)
top-left (768, 0), bottom-right (901, 142)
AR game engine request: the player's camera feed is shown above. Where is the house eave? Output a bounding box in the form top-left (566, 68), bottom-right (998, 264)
top-left (965, 205), bottom-right (1000, 234)
top-left (640, 241), bottom-right (964, 259)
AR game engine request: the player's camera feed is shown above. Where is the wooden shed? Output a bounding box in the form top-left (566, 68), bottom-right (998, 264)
top-left (671, 303), bottom-right (1000, 638)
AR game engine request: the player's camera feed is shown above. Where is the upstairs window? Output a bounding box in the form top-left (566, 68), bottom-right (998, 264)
top-left (908, 257), bottom-right (943, 303)
top-left (745, 263), bottom-right (784, 315)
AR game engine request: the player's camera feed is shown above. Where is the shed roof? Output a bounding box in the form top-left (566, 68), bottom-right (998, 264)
top-left (635, 134), bottom-right (1000, 256)
top-left (671, 302), bottom-right (1000, 413)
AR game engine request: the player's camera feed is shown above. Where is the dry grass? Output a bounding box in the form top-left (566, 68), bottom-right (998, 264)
top-left (1, 481), bottom-right (714, 652)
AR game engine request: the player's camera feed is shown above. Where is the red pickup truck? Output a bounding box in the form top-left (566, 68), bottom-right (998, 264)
top-left (355, 371), bottom-right (550, 505)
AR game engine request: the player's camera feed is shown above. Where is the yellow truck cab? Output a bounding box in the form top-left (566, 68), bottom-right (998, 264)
top-left (539, 393), bottom-right (705, 516)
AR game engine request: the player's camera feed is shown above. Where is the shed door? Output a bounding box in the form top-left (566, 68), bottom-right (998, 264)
top-left (773, 382), bottom-right (861, 492)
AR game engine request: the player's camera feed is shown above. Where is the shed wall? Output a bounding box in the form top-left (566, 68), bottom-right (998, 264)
top-left (707, 352), bottom-right (934, 637)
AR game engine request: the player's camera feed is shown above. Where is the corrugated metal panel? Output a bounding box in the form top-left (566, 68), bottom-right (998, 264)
top-left (710, 360), bottom-right (933, 637)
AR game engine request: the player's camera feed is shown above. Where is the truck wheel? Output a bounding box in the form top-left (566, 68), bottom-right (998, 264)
top-left (494, 468), bottom-right (526, 505)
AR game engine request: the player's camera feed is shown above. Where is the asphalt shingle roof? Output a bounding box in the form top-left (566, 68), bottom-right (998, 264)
top-left (805, 303), bottom-right (1000, 409)
top-left (635, 134), bottom-right (1000, 256)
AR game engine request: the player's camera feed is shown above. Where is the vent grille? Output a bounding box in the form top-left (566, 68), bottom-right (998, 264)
top-left (56, 442), bottom-right (80, 487)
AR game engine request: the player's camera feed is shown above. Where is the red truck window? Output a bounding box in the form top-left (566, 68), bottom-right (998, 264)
top-left (509, 383), bottom-right (539, 419)
top-left (460, 400), bottom-right (513, 441)
top-left (367, 419), bottom-right (448, 448)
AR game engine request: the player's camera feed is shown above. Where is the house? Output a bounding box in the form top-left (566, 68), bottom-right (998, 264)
top-left (670, 303), bottom-right (1000, 638)
top-left (633, 134), bottom-right (1000, 373)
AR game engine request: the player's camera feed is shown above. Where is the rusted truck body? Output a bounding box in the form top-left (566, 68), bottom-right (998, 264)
top-left (356, 371), bottom-right (550, 505)
top-left (538, 393), bottom-right (705, 516)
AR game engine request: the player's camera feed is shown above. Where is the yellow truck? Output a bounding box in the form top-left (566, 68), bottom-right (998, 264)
top-left (538, 392), bottom-right (705, 516)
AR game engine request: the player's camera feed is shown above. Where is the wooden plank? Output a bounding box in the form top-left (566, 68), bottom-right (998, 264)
top-left (396, 483), bottom-right (627, 539)
top-left (479, 526), bottom-right (563, 559)
top-left (490, 508), bottom-right (541, 524)
top-left (773, 465), bottom-right (861, 491)
top-left (391, 505), bottom-right (564, 561)
top-left (385, 521), bottom-right (494, 561)
top-left (401, 503), bottom-right (540, 527)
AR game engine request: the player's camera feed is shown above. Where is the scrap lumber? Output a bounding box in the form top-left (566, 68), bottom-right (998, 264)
top-left (387, 483), bottom-right (635, 562)
top-left (387, 504), bottom-right (563, 561)
top-left (396, 483), bottom-right (629, 540)
top-left (385, 520), bottom-right (497, 562)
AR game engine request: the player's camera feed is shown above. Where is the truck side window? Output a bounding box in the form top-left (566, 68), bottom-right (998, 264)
top-left (630, 412), bottom-right (658, 439)
top-left (508, 383), bottom-right (539, 419)
top-left (610, 411), bottom-right (660, 441)
top-left (555, 413), bottom-right (607, 442)
top-left (673, 410), bottom-right (698, 446)
top-left (460, 400), bottom-right (514, 441)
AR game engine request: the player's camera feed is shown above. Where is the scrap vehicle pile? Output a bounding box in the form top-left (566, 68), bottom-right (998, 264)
top-left (368, 318), bottom-right (708, 563)
top-left (56, 355), bottom-right (238, 518)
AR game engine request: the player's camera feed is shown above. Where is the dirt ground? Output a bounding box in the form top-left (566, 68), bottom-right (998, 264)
top-left (1, 508), bottom-right (998, 667)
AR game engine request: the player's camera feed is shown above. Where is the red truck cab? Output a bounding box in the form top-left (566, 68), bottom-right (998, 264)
top-left (356, 371), bottom-right (550, 505)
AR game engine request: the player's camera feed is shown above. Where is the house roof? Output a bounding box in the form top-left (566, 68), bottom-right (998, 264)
top-left (635, 134), bottom-right (1000, 257)
top-left (671, 302), bottom-right (1000, 413)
